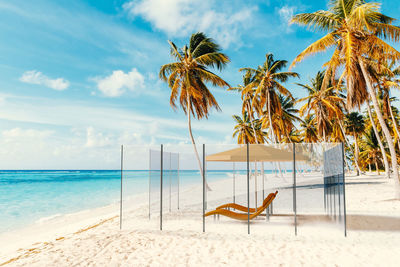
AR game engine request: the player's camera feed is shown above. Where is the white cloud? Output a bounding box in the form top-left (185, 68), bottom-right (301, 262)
top-left (94, 68), bottom-right (145, 97)
top-left (123, 0), bottom-right (256, 48)
top-left (85, 126), bottom-right (113, 148)
top-left (20, 70), bottom-right (70, 90)
top-left (278, 5), bottom-right (296, 32)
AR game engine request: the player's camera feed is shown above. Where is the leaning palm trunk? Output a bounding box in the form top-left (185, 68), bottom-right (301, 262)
top-left (359, 59), bottom-right (400, 198)
top-left (367, 103), bottom-right (390, 178)
top-left (267, 97), bottom-right (283, 177)
top-left (388, 104), bottom-right (400, 150)
top-left (353, 134), bottom-right (360, 176)
top-left (187, 100), bottom-right (211, 191)
top-left (339, 121), bottom-right (362, 175)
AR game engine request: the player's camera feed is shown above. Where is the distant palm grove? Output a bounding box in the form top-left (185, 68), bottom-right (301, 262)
top-left (160, 0), bottom-right (400, 196)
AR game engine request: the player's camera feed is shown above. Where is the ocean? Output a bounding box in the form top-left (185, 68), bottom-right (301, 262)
top-left (0, 170), bottom-right (244, 233)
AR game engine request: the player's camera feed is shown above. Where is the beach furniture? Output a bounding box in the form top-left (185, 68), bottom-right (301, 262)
top-left (205, 191), bottom-right (278, 220)
top-left (215, 192), bottom-right (277, 213)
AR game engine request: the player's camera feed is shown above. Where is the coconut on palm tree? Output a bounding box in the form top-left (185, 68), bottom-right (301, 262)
top-left (291, 0), bottom-right (400, 196)
top-left (159, 32), bottom-right (230, 188)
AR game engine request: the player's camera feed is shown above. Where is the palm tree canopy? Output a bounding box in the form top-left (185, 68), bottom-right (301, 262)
top-left (345, 112), bottom-right (366, 135)
top-left (291, 0), bottom-right (400, 109)
top-left (159, 32), bottom-right (230, 119)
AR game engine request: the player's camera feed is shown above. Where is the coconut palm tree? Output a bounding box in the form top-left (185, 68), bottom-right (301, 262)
top-left (296, 71), bottom-right (344, 142)
top-left (271, 94), bottom-right (301, 143)
top-left (291, 0), bottom-right (400, 195)
top-left (232, 112), bottom-right (266, 144)
top-left (359, 128), bottom-right (384, 175)
top-left (345, 112), bottom-right (366, 175)
top-left (228, 71), bottom-right (260, 143)
top-left (240, 53), bottom-right (299, 144)
top-left (159, 32), bottom-right (230, 184)
top-left (300, 114), bottom-right (319, 143)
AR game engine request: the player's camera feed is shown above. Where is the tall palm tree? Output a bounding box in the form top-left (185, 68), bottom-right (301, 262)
top-left (300, 114), bottom-right (319, 143)
top-left (291, 0), bottom-right (400, 194)
top-left (271, 94), bottom-right (301, 143)
top-left (359, 128), bottom-right (384, 175)
top-left (232, 112), bottom-right (266, 144)
top-left (159, 32), bottom-right (230, 183)
top-left (228, 71), bottom-right (260, 143)
top-left (345, 112), bottom-right (366, 175)
top-left (240, 53), bottom-right (299, 144)
top-left (296, 71), bottom-right (344, 142)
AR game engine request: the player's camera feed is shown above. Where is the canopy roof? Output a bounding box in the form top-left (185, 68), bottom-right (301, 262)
top-left (206, 144), bottom-right (308, 162)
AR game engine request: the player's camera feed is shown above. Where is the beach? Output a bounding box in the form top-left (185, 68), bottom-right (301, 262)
top-left (0, 172), bottom-right (399, 266)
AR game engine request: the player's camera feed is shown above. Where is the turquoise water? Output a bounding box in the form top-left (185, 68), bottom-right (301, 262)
top-left (0, 170), bottom-right (238, 233)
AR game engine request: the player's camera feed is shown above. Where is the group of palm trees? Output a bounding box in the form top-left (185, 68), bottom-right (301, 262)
top-left (159, 0), bottom-right (400, 197)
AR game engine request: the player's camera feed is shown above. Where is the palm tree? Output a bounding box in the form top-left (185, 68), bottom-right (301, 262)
top-left (296, 71), bottom-right (344, 142)
top-left (232, 112), bottom-right (266, 144)
top-left (300, 114), bottom-right (319, 143)
top-left (345, 112), bottom-right (366, 175)
top-left (359, 128), bottom-right (384, 175)
top-left (271, 94), bottom-right (301, 143)
top-left (240, 53), bottom-right (299, 144)
top-left (291, 0), bottom-right (400, 195)
top-left (228, 71), bottom-right (260, 143)
top-left (159, 32), bottom-right (230, 184)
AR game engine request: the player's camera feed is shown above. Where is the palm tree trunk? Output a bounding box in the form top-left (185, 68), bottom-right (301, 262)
top-left (369, 163), bottom-right (371, 173)
top-left (247, 103), bottom-right (259, 144)
top-left (375, 160), bottom-right (380, 175)
top-left (267, 94), bottom-right (283, 177)
top-left (388, 104), bottom-right (400, 151)
top-left (359, 58), bottom-right (400, 198)
top-left (367, 103), bottom-right (390, 178)
top-left (187, 97), bottom-right (211, 191)
top-left (339, 121), bottom-right (362, 174)
top-left (354, 134), bottom-right (360, 176)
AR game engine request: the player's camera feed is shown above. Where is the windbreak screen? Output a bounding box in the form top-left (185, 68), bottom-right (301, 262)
top-left (295, 143), bottom-right (346, 236)
top-left (122, 145), bottom-right (159, 230)
top-left (160, 144), bottom-right (203, 231)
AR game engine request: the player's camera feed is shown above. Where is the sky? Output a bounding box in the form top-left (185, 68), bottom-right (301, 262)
top-left (0, 0), bottom-right (400, 169)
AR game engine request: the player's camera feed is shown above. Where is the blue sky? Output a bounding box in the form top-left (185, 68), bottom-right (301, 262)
top-left (0, 0), bottom-right (399, 169)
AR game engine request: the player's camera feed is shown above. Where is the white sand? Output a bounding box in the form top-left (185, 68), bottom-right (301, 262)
top-left (1, 173), bottom-right (400, 266)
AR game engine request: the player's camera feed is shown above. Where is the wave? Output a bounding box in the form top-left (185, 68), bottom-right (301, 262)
top-left (35, 213), bottom-right (63, 224)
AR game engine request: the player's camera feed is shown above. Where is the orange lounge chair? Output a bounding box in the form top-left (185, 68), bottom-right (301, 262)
top-left (215, 191), bottom-right (277, 213)
top-left (205, 191), bottom-right (278, 221)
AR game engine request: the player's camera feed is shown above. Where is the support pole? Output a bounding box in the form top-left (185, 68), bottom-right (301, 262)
top-left (262, 162), bottom-right (265, 200)
top-left (169, 152), bottom-right (171, 212)
top-left (247, 143), bottom-right (250, 235)
top-left (233, 162), bottom-right (236, 203)
top-left (342, 143), bottom-right (347, 237)
top-left (120, 145), bottom-right (123, 230)
top-left (293, 143), bottom-right (297, 236)
top-left (202, 144), bottom-right (206, 233)
top-left (149, 149), bottom-right (151, 220)
top-left (178, 153), bottom-right (180, 210)
top-left (160, 145), bottom-right (163, 231)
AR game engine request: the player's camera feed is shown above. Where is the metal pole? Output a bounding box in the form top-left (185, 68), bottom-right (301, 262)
top-left (120, 145), bottom-right (123, 230)
top-left (247, 143), bottom-right (250, 235)
top-left (293, 143), bottom-right (297, 236)
top-left (178, 153), bottom-right (180, 210)
top-left (233, 162), bottom-right (236, 203)
top-left (149, 149), bottom-right (151, 220)
top-left (169, 152), bottom-right (171, 212)
top-left (262, 162), bottom-right (265, 200)
top-left (160, 145), bottom-right (163, 231)
top-left (202, 144), bottom-right (205, 233)
top-left (342, 142), bottom-right (347, 237)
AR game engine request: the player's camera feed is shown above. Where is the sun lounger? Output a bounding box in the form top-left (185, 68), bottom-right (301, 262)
top-left (205, 191), bottom-right (278, 220)
top-left (215, 191), bottom-right (277, 213)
